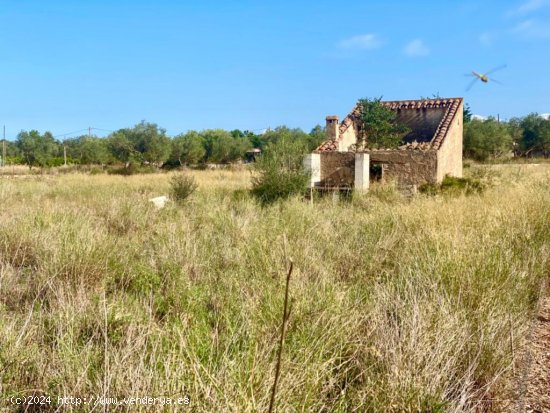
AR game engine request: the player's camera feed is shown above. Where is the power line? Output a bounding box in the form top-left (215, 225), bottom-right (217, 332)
top-left (5, 125), bottom-right (271, 141)
top-left (53, 127), bottom-right (115, 139)
top-left (53, 128), bottom-right (89, 138)
top-left (91, 127), bottom-right (115, 133)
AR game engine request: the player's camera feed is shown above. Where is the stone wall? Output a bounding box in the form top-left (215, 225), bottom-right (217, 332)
top-left (366, 150), bottom-right (438, 185)
top-left (319, 152), bottom-right (355, 186)
top-left (436, 101), bottom-right (463, 181)
top-left (338, 123), bottom-right (358, 151)
top-left (395, 108), bottom-right (446, 143)
top-left (318, 150), bottom-right (439, 187)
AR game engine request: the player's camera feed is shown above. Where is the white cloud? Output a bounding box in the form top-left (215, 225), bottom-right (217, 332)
top-left (506, 0), bottom-right (550, 17)
top-left (512, 19), bottom-right (550, 38)
top-left (517, 0), bottom-right (549, 13)
top-left (403, 39), bottom-right (430, 57)
top-left (540, 113), bottom-right (550, 119)
top-left (472, 114), bottom-right (488, 121)
top-left (514, 19), bottom-right (535, 30)
top-left (479, 32), bottom-right (495, 46)
top-left (338, 34), bottom-right (383, 50)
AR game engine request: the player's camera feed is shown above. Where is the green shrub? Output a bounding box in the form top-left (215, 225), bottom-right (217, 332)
top-left (44, 157), bottom-right (67, 167)
top-left (170, 173), bottom-right (198, 204)
top-left (89, 166), bottom-right (105, 175)
top-left (251, 137), bottom-right (309, 205)
top-left (5, 156), bottom-right (25, 165)
top-left (107, 164), bottom-right (158, 175)
top-left (251, 169), bottom-right (309, 204)
top-left (419, 175), bottom-right (486, 196)
top-left (161, 158), bottom-right (183, 170)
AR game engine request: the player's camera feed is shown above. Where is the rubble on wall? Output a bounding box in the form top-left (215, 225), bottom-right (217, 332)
top-left (397, 140), bottom-right (432, 150)
top-left (349, 140), bottom-right (432, 152)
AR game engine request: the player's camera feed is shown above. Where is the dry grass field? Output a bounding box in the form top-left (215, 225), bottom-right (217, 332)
top-left (0, 164), bottom-right (549, 412)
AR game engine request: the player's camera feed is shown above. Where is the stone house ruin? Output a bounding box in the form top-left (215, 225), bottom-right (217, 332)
top-left (305, 97), bottom-right (464, 191)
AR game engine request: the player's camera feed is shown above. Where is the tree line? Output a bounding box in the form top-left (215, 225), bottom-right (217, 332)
top-left (463, 111), bottom-right (550, 160)
top-left (0, 121), bottom-right (326, 168)
top-left (1, 111), bottom-right (549, 168)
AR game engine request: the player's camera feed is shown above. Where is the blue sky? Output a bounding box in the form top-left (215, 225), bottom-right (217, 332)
top-left (1, 0), bottom-right (549, 139)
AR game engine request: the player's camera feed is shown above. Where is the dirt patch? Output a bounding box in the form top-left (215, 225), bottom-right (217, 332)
top-left (520, 295), bottom-right (550, 412)
top-left (508, 282), bottom-right (550, 413)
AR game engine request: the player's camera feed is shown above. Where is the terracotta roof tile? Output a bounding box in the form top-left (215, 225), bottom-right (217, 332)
top-left (315, 139), bottom-right (338, 152)
top-left (431, 98), bottom-right (461, 150)
top-left (316, 97), bottom-right (463, 152)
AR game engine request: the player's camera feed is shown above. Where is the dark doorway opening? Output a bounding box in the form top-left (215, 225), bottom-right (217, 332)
top-left (370, 163), bottom-right (383, 181)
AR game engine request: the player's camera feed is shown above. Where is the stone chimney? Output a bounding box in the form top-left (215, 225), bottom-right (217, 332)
top-left (325, 115), bottom-right (339, 142)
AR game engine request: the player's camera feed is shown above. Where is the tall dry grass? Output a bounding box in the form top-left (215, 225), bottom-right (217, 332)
top-left (0, 164), bottom-right (549, 412)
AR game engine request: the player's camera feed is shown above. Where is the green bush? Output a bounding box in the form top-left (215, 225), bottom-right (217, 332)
top-left (89, 166), bottom-right (105, 175)
top-left (107, 164), bottom-right (158, 175)
top-left (5, 156), bottom-right (25, 165)
top-left (44, 157), bottom-right (66, 167)
top-left (251, 137), bottom-right (309, 205)
top-left (161, 158), bottom-right (184, 170)
top-left (251, 169), bottom-right (309, 205)
top-left (419, 175), bottom-right (486, 196)
top-left (170, 173), bottom-right (198, 204)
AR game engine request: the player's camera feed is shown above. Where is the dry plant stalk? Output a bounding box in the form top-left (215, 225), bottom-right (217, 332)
top-left (268, 254), bottom-right (293, 413)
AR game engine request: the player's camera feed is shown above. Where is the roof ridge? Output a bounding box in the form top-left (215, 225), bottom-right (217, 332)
top-left (431, 98), bottom-right (462, 150)
top-left (381, 97), bottom-right (463, 103)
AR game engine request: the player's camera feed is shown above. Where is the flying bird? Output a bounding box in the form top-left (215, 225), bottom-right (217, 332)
top-left (465, 65), bottom-right (507, 91)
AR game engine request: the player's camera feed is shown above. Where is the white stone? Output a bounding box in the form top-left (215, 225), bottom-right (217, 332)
top-left (149, 195), bottom-right (169, 209)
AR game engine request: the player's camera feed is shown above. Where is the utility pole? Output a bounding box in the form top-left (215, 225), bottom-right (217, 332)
top-left (63, 145), bottom-right (67, 166)
top-left (2, 125), bottom-right (6, 167)
top-left (88, 127), bottom-right (92, 138)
